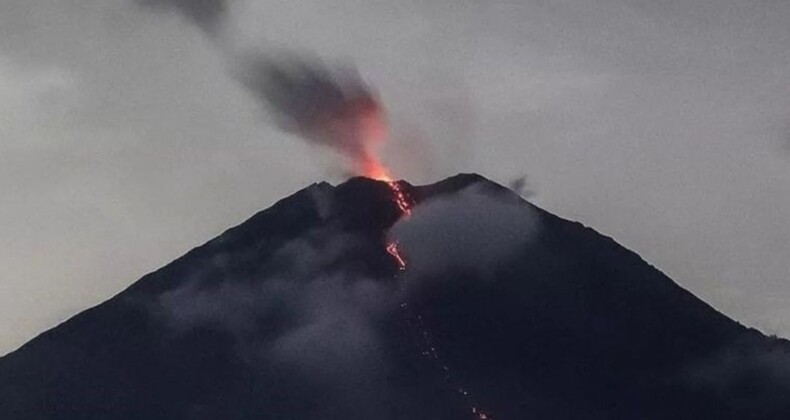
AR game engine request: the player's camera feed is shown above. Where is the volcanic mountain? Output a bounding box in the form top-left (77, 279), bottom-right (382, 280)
top-left (1, 174), bottom-right (789, 420)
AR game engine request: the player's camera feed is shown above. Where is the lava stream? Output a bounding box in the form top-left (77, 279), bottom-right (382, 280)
top-left (388, 181), bottom-right (412, 216)
top-left (382, 180), bottom-right (494, 420)
top-left (386, 242), bottom-right (407, 270)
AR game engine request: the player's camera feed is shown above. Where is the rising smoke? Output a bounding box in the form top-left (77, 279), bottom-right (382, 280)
top-left (136, 0), bottom-right (226, 35)
top-left (138, 0), bottom-right (390, 178)
top-left (391, 183), bottom-right (539, 289)
top-left (235, 54), bottom-right (389, 177)
top-left (508, 174), bottom-right (534, 198)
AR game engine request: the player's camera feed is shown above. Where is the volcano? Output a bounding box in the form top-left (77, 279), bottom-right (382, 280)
top-left (1, 174), bottom-right (789, 419)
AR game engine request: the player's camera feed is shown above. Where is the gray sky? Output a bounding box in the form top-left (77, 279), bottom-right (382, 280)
top-left (1, 0), bottom-right (789, 355)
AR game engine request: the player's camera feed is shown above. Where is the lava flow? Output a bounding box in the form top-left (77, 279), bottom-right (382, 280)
top-left (353, 82), bottom-right (491, 419)
top-left (381, 177), bottom-right (493, 420)
top-left (383, 179), bottom-right (411, 272)
top-left (363, 167), bottom-right (412, 216)
top-left (386, 242), bottom-right (407, 270)
top-left (389, 181), bottom-right (413, 216)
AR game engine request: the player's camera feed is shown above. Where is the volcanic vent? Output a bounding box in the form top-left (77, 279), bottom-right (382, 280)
top-left (2, 174), bottom-right (790, 420)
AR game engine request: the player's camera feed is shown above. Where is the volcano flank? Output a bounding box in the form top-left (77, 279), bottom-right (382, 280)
top-left (1, 174), bottom-right (789, 419)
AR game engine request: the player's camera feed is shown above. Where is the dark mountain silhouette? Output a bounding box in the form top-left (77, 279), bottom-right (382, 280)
top-left (1, 174), bottom-right (789, 420)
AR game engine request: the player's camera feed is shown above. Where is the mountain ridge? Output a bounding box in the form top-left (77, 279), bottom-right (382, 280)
top-left (2, 173), bottom-right (789, 419)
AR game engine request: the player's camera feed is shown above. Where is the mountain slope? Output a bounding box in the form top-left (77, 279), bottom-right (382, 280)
top-left (1, 174), bottom-right (788, 420)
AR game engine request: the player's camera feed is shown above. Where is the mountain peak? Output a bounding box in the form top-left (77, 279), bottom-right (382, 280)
top-left (2, 174), bottom-right (789, 419)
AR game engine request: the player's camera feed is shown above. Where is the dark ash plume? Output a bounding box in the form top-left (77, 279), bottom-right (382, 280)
top-left (236, 55), bottom-right (387, 175)
top-left (136, 0), bottom-right (226, 35)
top-left (508, 174), bottom-right (534, 198)
top-left (137, 0), bottom-right (390, 177)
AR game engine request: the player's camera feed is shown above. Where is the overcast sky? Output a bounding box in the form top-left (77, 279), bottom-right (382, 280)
top-left (1, 0), bottom-right (789, 355)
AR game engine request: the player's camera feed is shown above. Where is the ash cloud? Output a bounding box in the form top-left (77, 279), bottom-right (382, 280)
top-left (508, 174), bottom-right (535, 198)
top-left (136, 0), bottom-right (226, 35)
top-left (391, 183), bottom-right (540, 289)
top-left (235, 55), bottom-right (387, 175)
top-left (138, 0), bottom-right (387, 177)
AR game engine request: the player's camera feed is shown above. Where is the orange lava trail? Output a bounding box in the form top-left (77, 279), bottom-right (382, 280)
top-left (386, 242), bottom-right (407, 270)
top-left (382, 180), bottom-right (494, 420)
top-left (388, 181), bottom-right (412, 217)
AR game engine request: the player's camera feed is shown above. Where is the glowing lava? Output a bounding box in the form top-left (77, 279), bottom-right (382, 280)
top-left (383, 178), bottom-right (410, 271)
top-left (386, 242), bottom-right (407, 270)
top-left (388, 181), bottom-right (413, 216)
top-left (361, 84), bottom-right (491, 419)
top-left (380, 177), bottom-right (494, 420)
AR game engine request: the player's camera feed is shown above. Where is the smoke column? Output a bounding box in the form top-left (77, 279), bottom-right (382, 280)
top-left (237, 55), bottom-right (391, 179)
top-left (136, 0), bottom-right (226, 35)
top-left (138, 0), bottom-right (394, 179)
